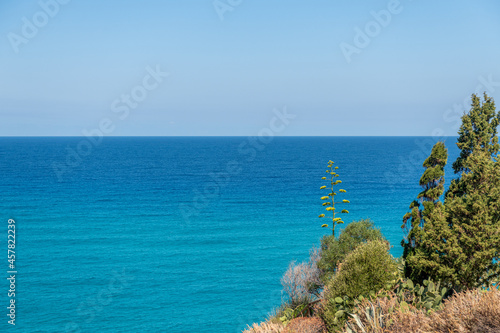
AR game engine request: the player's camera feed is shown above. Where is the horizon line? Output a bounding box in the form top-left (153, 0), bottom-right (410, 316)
top-left (0, 135), bottom-right (461, 138)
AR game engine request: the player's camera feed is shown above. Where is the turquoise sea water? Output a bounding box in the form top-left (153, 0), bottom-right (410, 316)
top-left (0, 137), bottom-right (459, 332)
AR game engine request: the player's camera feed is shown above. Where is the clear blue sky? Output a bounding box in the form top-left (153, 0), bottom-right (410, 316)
top-left (1, 0), bottom-right (499, 136)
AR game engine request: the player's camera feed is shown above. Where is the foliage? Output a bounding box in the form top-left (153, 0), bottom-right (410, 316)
top-left (321, 240), bottom-right (397, 331)
top-left (443, 149), bottom-right (500, 290)
top-left (318, 219), bottom-right (385, 282)
top-left (320, 291), bottom-right (361, 332)
top-left (343, 291), bottom-right (427, 333)
top-left (452, 92), bottom-right (500, 174)
top-left (345, 299), bottom-right (386, 333)
top-left (393, 278), bottom-right (448, 312)
top-left (279, 305), bottom-right (306, 326)
top-left (326, 241), bottom-right (397, 300)
top-left (402, 93), bottom-right (500, 291)
top-left (318, 160), bottom-right (349, 236)
top-left (440, 94), bottom-right (500, 290)
top-left (342, 278), bottom-right (448, 332)
top-left (401, 141), bottom-right (448, 284)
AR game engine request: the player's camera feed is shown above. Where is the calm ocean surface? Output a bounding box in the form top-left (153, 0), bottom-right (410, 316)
top-left (0, 137), bottom-right (459, 332)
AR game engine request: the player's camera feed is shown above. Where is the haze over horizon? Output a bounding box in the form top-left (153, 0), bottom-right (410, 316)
top-left (1, 0), bottom-right (500, 136)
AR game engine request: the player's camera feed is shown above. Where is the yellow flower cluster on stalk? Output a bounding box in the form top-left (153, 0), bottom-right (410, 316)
top-left (319, 160), bottom-right (349, 236)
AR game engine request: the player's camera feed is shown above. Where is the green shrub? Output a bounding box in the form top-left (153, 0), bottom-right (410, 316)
top-left (328, 240), bottom-right (397, 299)
top-left (318, 219), bottom-right (385, 282)
top-left (321, 240), bottom-right (398, 331)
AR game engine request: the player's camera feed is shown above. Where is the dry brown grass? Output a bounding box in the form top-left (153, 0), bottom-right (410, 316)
top-left (425, 286), bottom-right (500, 333)
top-left (242, 320), bottom-right (284, 333)
top-left (344, 287), bottom-right (500, 333)
top-left (282, 317), bottom-right (327, 333)
top-left (244, 287), bottom-right (500, 333)
top-left (242, 317), bottom-right (328, 333)
top-left (344, 294), bottom-right (428, 333)
top-left (379, 297), bottom-right (430, 333)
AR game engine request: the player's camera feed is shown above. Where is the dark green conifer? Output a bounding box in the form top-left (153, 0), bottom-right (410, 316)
top-left (443, 93), bottom-right (500, 290)
top-left (402, 142), bottom-right (448, 283)
top-left (452, 93), bottom-right (500, 174)
top-left (444, 148), bottom-right (500, 290)
top-left (403, 93), bottom-right (500, 291)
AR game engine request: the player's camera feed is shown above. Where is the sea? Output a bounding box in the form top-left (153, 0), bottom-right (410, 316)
top-left (0, 136), bottom-right (460, 332)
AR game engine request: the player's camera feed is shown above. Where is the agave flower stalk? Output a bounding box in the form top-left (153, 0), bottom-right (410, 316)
top-left (319, 160), bottom-right (349, 237)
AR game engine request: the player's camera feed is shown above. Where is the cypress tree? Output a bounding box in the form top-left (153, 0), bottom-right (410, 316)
top-left (402, 142), bottom-right (448, 283)
top-left (444, 93), bottom-right (500, 290)
top-left (444, 149), bottom-right (500, 290)
top-left (403, 93), bottom-right (500, 291)
top-left (452, 93), bottom-right (500, 174)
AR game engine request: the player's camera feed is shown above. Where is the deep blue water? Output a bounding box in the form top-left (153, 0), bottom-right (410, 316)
top-left (0, 136), bottom-right (460, 332)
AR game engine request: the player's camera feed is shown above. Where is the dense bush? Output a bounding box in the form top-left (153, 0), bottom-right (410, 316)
top-left (326, 240), bottom-right (397, 300)
top-left (320, 240), bottom-right (398, 331)
top-left (318, 219), bottom-right (385, 282)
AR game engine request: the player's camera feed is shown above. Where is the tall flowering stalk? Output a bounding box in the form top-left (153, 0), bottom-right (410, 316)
top-left (319, 160), bottom-right (349, 237)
